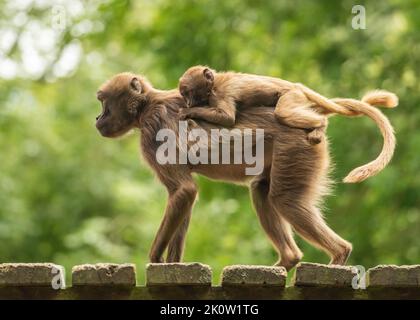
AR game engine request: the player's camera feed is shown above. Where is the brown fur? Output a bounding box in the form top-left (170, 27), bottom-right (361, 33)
top-left (95, 72), bottom-right (394, 270)
top-left (179, 66), bottom-right (398, 182)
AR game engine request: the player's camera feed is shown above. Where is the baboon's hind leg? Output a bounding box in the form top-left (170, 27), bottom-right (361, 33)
top-left (269, 138), bottom-right (352, 265)
top-left (250, 169), bottom-right (303, 271)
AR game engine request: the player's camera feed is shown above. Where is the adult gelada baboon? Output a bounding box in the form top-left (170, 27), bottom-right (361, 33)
top-left (95, 72), bottom-right (396, 270)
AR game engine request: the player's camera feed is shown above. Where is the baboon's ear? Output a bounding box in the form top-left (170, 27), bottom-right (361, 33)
top-left (203, 68), bottom-right (214, 82)
top-left (130, 77), bottom-right (142, 93)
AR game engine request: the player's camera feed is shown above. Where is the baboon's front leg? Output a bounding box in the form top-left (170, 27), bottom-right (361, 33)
top-left (166, 210), bottom-right (192, 262)
top-left (149, 178), bottom-right (197, 263)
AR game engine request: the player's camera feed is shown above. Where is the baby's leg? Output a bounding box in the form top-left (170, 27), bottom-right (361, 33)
top-left (306, 124), bottom-right (327, 145)
top-left (274, 89), bottom-right (326, 145)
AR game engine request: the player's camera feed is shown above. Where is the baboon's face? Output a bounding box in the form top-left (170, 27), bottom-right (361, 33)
top-left (96, 73), bottom-right (142, 138)
top-left (179, 66), bottom-right (214, 107)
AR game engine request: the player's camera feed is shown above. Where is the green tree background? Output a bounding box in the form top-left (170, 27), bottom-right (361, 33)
top-left (0, 0), bottom-right (418, 284)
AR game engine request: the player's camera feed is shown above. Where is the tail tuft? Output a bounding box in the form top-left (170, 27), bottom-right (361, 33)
top-left (343, 166), bottom-right (373, 183)
top-left (362, 90), bottom-right (398, 108)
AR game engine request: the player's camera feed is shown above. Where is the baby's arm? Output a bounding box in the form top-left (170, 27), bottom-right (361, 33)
top-left (180, 96), bottom-right (236, 127)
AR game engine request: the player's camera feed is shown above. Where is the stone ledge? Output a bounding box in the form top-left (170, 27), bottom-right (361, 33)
top-left (367, 265), bottom-right (420, 288)
top-left (146, 263), bottom-right (212, 286)
top-left (293, 262), bottom-right (357, 287)
top-left (1, 262), bottom-right (419, 293)
top-left (1, 286), bottom-right (420, 300)
top-left (0, 263), bottom-right (65, 287)
top-left (72, 263), bottom-right (136, 287)
top-left (221, 265), bottom-right (287, 287)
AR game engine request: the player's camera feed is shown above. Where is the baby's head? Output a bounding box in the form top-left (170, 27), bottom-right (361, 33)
top-left (178, 65), bottom-right (215, 107)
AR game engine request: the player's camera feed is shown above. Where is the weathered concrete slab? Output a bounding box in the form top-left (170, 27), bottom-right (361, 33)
top-left (293, 262), bottom-right (357, 287)
top-left (72, 263), bottom-right (136, 286)
top-left (0, 263), bottom-right (65, 288)
top-left (221, 265), bottom-right (287, 286)
top-left (146, 263), bottom-right (212, 286)
top-left (367, 265), bottom-right (420, 287)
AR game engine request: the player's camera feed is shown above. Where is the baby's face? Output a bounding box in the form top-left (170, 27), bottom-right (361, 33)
top-left (179, 67), bottom-right (213, 107)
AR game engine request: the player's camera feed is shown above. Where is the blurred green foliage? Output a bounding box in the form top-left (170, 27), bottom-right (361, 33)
top-left (0, 0), bottom-right (419, 284)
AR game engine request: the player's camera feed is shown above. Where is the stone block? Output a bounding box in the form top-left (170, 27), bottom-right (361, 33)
top-left (367, 265), bottom-right (420, 287)
top-left (293, 262), bottom-right (357, 287)
top-left (72, 263), bottom-right (136, 286)
top-left (0, 263), bottom-right (65, 288)
top-left (221, 265), bottom-right (287, 286)
top-left (146, 263), bottom-right (211, 286)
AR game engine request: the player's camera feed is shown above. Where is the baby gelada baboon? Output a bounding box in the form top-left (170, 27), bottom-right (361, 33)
top-left (178, 65), bottom-right (398, 147)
